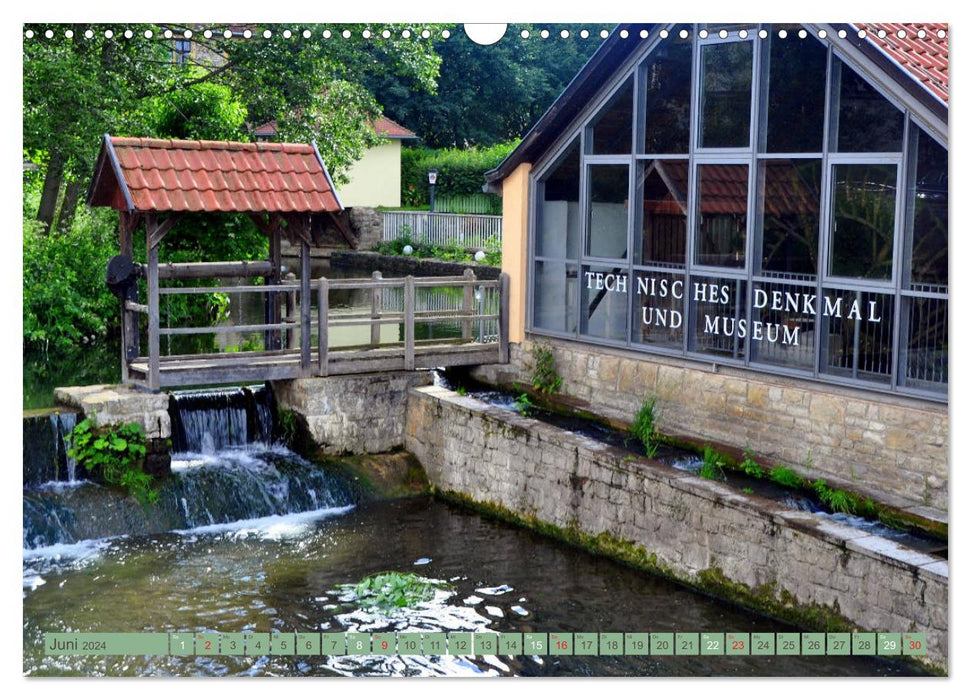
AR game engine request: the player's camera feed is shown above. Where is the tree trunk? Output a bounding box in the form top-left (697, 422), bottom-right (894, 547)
top-left (54, 178), bottom-right (83, 234)
top-left (37, 152), bottom-right (65, 234)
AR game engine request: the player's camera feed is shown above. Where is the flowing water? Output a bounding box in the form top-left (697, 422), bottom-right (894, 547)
top-left (22, 386), bottom-right (926, 677)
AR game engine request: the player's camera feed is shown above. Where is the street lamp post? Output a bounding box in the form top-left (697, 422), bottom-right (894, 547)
top-left (428, 169), bottom-right (438, 212)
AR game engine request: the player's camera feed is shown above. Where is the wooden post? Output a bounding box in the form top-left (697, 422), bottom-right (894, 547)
top-left (119, 212), bottom-right (141, 383)
top-left (300, 240), bottom-right (311, 371)
top-left (499, 272), bottom-right (510, 364)
top-left (146, 228), bottom-right (160, 390)
top-left (370, 270), bottom-right (382, 348)
top-left (284, 272), bottom-right (297, 350)
top-left (317, 277), bottom-right (329, 376)
top-left (266, 222), bottom-right (282, 351)
top-left (462, 268), bottom-right (475, 341)
top-left (404, 276), bottom-right (415, 371)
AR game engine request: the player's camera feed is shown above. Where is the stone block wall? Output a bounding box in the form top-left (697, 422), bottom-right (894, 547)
top-left (471, 338), bottom-right (948, 513)
top-left (348, 207), bottom-right (383, 250)
top-left (54, 384), bottom-right (171, 440)
top-left (405, 385), bottom-right (948, 672)
top-left (272, 371), bottom-right (431, 454)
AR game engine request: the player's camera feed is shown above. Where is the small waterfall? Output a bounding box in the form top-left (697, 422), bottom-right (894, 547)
top-left (169, 385), bottom-right (274, 453)
top-left (23, 410), bottom-right (81, 487)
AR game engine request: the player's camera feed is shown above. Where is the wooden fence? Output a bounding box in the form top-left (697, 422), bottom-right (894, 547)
top-left (382, 211), bottom-right (502, 250)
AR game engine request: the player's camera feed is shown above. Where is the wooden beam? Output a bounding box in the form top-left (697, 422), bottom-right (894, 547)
top-left (404, 275), bottom-right (415, 371)
top-left (148, 260), bottom-right (275, 280)
top-left (318, 277), bottom-right (329, 376)
top-left (145, 213), bottom-right (182, 249)
top-left (300, 239), bottom-right (311, 371)
top-left (370, 271), bottom-right (382, 347)
top-left (146, 231), bottom-right (160, 390)
top-left (499, 272), bottom-right (510, 364)
top-left (462, 268), bottom-right (475, 341)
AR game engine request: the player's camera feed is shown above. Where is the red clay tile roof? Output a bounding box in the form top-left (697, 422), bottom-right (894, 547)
top-left (856, 23), bottom-right (948, 104)
top-left (89, 136), bottom-right (342, 213)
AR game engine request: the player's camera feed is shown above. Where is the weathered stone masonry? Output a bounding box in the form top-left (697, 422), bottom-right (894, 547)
top-left (472, 338), bottom-right (949, 514)
top-left (406, 385), bottom-right (948, 671)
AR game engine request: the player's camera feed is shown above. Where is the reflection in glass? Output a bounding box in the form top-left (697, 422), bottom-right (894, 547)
top-left (822, 289), bottom-right (894, 384)
top-left (633, 270), bottom-right (685, 350)
top-left (536, 139), bottom-right (581, 259)
top-left (590, 77), bottom-right (633, 154)
top-left (759, 159), bottom-right (821, 277)
top-left (636, 160), bottom-right (688, 265)
top-left (580, 265), bottom-right (628, 341)
top-left (641, 40), bottom-right (692, 153)
top-left (749, 280), bottom-right (815, 371)
top-left (700, 41), bottom-right (753, 148)
top-left (830, 164), bottom-right (897, 279)
top-left (835, 59), bottom-right (904, 153)
top-left (586, 164), bottom-right (630, 259)
top-left (765, 35), bottom-right (827, 153)
top-left (690, 275), bottom-right (746, 360)
top-left (695, 164), bottom-right (748, 268)
top-left (909, 129), bottom-right (948, 288)
top-left (533, 261), bottom-right (578, 334)
top-left (901, 296), bottom-right (947, 391)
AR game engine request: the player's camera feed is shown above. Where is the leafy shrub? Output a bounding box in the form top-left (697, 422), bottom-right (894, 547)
top-left (769, 465), bottom-right (804, 489)
top-left (699, 445), bottom-right (726, 481)
top-left (631, 396), bottom-right (659, 458)
top-left (513, 392), bottom-right (534, 416)
top-left (530, 344), bottom-right (562, 395)
top-left (400, 142), bottom-right (518, 207)
top-left (374, 233), bottom-right (501, 266)
top-left (739, 445), bottom-right (765, 479)
top-left (67, 418), bottom-right (158, 505)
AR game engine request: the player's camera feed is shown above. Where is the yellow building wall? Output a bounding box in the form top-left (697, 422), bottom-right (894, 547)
top-left (336, 140), bottom-right (403, 208)
top-left (501, 162), bottom-right (532, 343)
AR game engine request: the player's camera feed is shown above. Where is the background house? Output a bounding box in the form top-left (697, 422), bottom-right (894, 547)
top-left (255, 117), bottom-right (417, 208)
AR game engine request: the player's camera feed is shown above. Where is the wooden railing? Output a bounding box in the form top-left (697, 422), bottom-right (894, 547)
top-left (124, 269), bottom-right (509, 389)
top-left (381, 210), bottom-right (502, 250)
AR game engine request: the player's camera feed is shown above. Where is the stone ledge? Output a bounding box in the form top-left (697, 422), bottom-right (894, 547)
top-left (54, 384), bottom-right (171, 440)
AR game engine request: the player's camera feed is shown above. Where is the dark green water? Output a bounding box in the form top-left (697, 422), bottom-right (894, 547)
top-left (23, 494), bottom-right (921, 677)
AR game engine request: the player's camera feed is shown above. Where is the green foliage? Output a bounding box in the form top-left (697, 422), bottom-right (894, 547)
top-left (22, 189), bottom-right (120, 353)
top-left (67, 418), bottom-right (157, 505)
top-left (400, 142), bottom-right (518, 207)
top-left (365, 24), bottom-right (609, 148)
top-left (739, 445), bottom-right (765, 479)
top-left (769, 465), bottom-right (805, 489)
top-left (146, 82), bottom-right (247, 141)
top-left (699, 445), bottom-right (727, 481)
top-left (529, 344), bottom-right (562, 395)
top-left (513, 392), bottom-right (534, 416)
top-left (347, 571), bottom-right (440, 611)
top-left (277, 409), bottom-right (298, 446)
top-left (631, 396), bottom-right (659, 458)
top-left (455, 386), bottom-right (468, 396)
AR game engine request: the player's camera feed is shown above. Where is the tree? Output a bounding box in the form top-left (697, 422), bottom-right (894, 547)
top-left (23, 23), bottom-right (445, 231)
top-left (364, 24), bottom-right (610, 148)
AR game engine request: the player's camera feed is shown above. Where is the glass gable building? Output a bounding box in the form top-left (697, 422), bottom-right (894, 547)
top-left (521, 24), bottom-right (948, 400)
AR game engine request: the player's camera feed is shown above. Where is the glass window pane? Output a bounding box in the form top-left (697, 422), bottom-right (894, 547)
top-left (590, 77), bottom-right (633, 154)
top-left (749, 280), bottom-right (815, 371)
top-left (836, 60), bottom-right (904, 152)
top-left (533, 261), bottom-right (578, 333)
top-left (901, 296), bottom-right (947, 391)
top-left (909, 130), bottom-right (948, 288)
top-left (822, 289), bottom-right (894, 384)
top-left (765, 35), bottom-right (827, 153)
top-left (700, 41), bottom-right (753, 148)
top-left (633, 270), bottom-right (685, 350)
top-left (641, 39), bottom-right (692, 153)
top-left (689, 275), bottom-right (747, 360)
top-left (536, 139), bottom-right (581, 259)
top-left (635, 160), bottom-right (688, 266)
top-left (580, 265), bottom-right (629, 341)
top-left (695, 164), bottom-right (748, 268)
top-left (829, 164), bottom-right (897, 279)
top-left (759, 159), bottom-right (821, 277)
top-left (586, 164), bottom-right (630, 259)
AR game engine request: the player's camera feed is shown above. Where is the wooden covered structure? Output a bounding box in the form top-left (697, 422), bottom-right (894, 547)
top-left (88, 135), bottom-right (508, 389)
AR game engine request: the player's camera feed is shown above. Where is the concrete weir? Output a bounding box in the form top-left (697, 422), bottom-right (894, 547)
top-left (404, 385), bottom-right (948, 672)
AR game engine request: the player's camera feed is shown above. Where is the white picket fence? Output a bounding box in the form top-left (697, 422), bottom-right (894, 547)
top-left (382, 211), bottom-right (502, 250)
